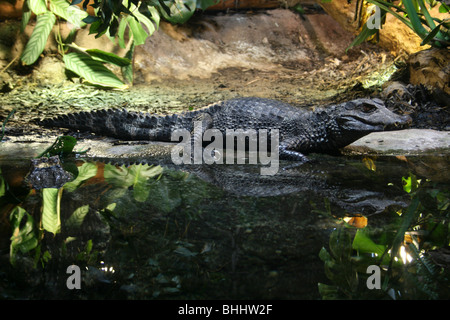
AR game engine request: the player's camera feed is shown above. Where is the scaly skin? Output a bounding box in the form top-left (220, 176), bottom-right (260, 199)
top-left (39, 97), bottom-right (411, 161)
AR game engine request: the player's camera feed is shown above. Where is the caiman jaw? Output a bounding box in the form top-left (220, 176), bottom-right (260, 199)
top-left (383, 114), bottom-right (412, 130)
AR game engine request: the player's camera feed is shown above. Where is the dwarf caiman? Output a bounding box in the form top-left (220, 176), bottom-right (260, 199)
top-left (38, 97), bottom-right (411, 162)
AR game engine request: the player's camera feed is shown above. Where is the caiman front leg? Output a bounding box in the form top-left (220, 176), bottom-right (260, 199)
top-left (190, 113), bottom-right (213, 163)
top-left (278, 141), bottom-right (309, 163)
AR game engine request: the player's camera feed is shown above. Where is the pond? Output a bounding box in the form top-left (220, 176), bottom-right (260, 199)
top-left (0, 150), bottom-right (448, 300)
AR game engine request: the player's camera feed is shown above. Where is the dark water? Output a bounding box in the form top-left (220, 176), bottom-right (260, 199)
top-left (0, 153), bottom-right (449, 300)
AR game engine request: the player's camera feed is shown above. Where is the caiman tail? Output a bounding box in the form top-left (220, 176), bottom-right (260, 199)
top-left (38, 109), bottom-right (200, 141)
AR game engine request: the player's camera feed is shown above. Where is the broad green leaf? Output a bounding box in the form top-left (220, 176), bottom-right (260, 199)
top-left (63, 51), bottom-right (127, 89)
top-left (49, 0), bottom-right (88, 28)
top-left (160, 0), bottom-right (196, 24)
top-left (104, 164), bottom-right (163, 202)
top-left (127, 15), bottom-right (149, 46)
top-left (439, 3), bottom-right (450, 13)
top-left (352, 229), bottom-right (386, 256)
top-left (63, 162), bottom-right (98, 192)
top-left (104, 164), bottom-right (132, 188)
top-left (122, 42), bottom-right (135, 83)
top-left (21, 0), bottom-right (32, 32)
top-left (132, 5), bottom-right (157, 36)
top-left (28, 0), bottom-right (48, 15)
top-left (21, 12), bottom-right (56, 65)
top-left (42, 188), bottom-right (61, 235)
top-left (39, 135), bottom-right (78, 158)
top-left (66, 205), bottom-right (89, 229)
top-left (86, 48), bottom-right (131, 67)
top-left (129, 164), bottom-right (164, 202)
top-left (117, 17), bottom-right (129, 49)
top-left (148, 5), bottom-right (161, 28)
top-left (9, 207), bottom-right (38, 265)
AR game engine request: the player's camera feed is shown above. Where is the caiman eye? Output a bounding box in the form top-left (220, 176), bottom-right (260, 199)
top-left (362, 103), bottom-right (377, 113)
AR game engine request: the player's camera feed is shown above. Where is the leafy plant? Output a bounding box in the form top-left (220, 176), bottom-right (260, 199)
top-left (0, 109), bottom-right (16, 141)
top-left (348, 0), bottom-right (449, 50)
top-left (19, 0), bottom-right (218, 88)
top-left (318, 173), bottom-right (450, 299)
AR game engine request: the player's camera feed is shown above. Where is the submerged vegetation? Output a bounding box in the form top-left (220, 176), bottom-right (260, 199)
top-left (319, 174), bottom-right (450, 299)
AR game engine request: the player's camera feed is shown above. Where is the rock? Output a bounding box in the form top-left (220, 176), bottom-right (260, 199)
top-left (351, 129), bottom-right (450, 154)
top-left (34, 56), bottom-right (67, 85)
top-left (408, 48), bottom-right (450, 96)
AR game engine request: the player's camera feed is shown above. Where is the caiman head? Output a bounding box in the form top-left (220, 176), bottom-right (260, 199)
top-left (334, 98), bottom-right (411, 133)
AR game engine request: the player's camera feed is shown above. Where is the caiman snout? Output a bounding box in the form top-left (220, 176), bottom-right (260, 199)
top-left (387, 114), bottom-right (412, 130)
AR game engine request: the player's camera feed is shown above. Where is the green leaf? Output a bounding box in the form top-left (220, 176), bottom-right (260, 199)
top-left (86, 48), bottom-right (131, 67)
top-left (352, 229), bottom-right (386, 256)
top-left (403, 0), bottom-right (429, 39)
top-left (346, 23), bottom-right (378, 52)
top-left (21, 11), bottom-right (56, 65)
top-left (38, 135), bottom-right (78, 158)
top-left (49, 0), bottom-right (88, 28)
top-left (117, 17), bottom-right (129, 49)
top-left (42, 188), bottom-right (61, 235)
top-left (129, 164), bottom-right (164, 202)
top-left (390, 197), bottom-right (421, 261)
top-left (127, 15), bottom-right (149, 46)
top-left (104, 164), bottom-right (163, 202)
top-left (28, 0), bottom-right (48, 15)
top-left (160, 0), bottom-right (196, 24)
top-left (63, 162), bottom-right (98, 192)
top-left (439, 3), bottom-right (450, 13)
top-left (319, 247), bottom-right (332, 262)
top-left (402, 174), bottom-right (420, 193)
top-left (21, 0), bottom-right (32, 32)
top-left (421, 23), bottom-right (441, 45)
top-left (9, 207), bottom-right (38, 265)
top-left (66, 205), bottom-right (89, 229)
top-left (63, 51), bottom-right (127, 89)
top-left (122, 42), bottom-right (135, 84)
top-left (132, 5), bottom-right (158, 36)
top-left (196, 0), bottom-right (219, 10)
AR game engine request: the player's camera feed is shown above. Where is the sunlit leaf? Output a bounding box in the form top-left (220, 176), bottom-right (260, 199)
top-left (63, 51), bottom-right (127, 89)
top-left (86, 48), bottom-right (131, 67)
top-left (21, 12), bottom-right (56, 65)
top-left (42, 188), bottom-right (61, 235)
top-left (352, 229), bottom-right (386, 256)
top-left (363, 157), bottom-right (376, 171)
top-left (160, 0), bottom-right (196, 24)
top-left (127, 15), bottom-right (149, 46)
top-left (63, 162), bottom-right (98, 192)
top-left (49, 0), bottom-right (88, 28)
top-left (402, 174), bottom-right (421, 193)
top-left (28, 0), bottom-right (48, 15)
